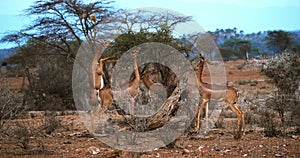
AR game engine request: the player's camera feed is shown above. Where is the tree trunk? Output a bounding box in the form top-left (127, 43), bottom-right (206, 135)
top-left (145, 87), bottom-right (181, 129)
top-left (111, 87), bottom-right (184, 132)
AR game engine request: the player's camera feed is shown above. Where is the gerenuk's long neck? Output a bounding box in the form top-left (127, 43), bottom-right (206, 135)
top-left (92, 44), bottom-right (106, 90)
top-left (197, 59), bottom-right (205, 84)
top-left (91, 44), bottom-right (104, 90)
top-left (132, 55), bottom-right (140, 85)
top-left (94, 59), bottom-right (106, 90)
top-left (141, 75), bottom-right (153, 89)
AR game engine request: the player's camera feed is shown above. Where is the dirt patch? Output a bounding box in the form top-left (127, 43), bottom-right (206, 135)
top-left (1, 114), bottom-right (299, 157)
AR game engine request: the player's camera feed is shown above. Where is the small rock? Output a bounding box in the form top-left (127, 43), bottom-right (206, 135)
top-left (243, 154), bottom-right (248, 157)
top-left (224, 149), bottom-right (231, 153)
top-left (45, 134), bottom-right (53, 137)
top-left (275, 153), bottom-right (285, 157)
top-left (275, 153), bottom-right (281, 157)
top-left (198, 145), bottom-right (205, 151)
top-left (69, 132), bottom-right (80, 137)
top-left (63, 141), bottom-right (71, 144)
top-left (292, 135), bottom-right (299, 140)
top-left (213, 147), bottom-right (221, 151)
top-left (183, 148), bottom-right (190, 154)
top-left (259, 145), bottom-right (263, 148)
top-left (87, 146), bottom-right (100, 155)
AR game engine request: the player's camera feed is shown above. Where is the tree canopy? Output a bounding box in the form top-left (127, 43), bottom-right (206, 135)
top-left (220, 38), bottom-right (255, 60)
top-left (266, 30), bottom-right (293, 53)
top-left (1, 0), bottom-right (117, 60)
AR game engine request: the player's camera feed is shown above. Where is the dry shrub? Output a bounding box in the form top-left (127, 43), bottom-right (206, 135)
top-left (244, 110), bottom-right (257, 128)
top-left (250, 81), bottom-right (258, 86)
top-left (226, 121), bottom-right (243, 140)
top-left (233, 124), bottom-right (243, 140)
top-left (237, 80), bottom-right (249, 85)
top-left (220, 108), bottom-right (236, 118)
top-left (258, 109), bottom-right (281, 137)
top-left (0, 74), bottom-right (26, 136)
top-left (21, 54), bottom-right (74, 111)
top-left (261, 53), bottom-right (300, 135)
top-left (215, 116), bottom-right (225, 129)
top-left (13, 122), bottom-right (33, 150)
top-left (43, 114), bottom-right (60, 135)
top-left (236, 62), bottom-right (246, 70)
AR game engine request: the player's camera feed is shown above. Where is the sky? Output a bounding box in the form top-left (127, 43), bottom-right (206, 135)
top-left (0, 0), bottom-right (300, 48)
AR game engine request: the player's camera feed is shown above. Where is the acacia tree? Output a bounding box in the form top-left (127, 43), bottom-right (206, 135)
top-left (118, 9), bottom-right (192, 32)
top-left (111, 9), bottom-right (192, 53)
top-left (238, 43), bottom-right (251, 60)
top-left (1, 0), bottom-right (117, 60)
top-left (101, 10), bottom-right (193, 96)
top-left (94, 11), bottom-right (197, 131)
top-left (266, 30), bottom-right (293, 53)
top-left (0, 0), bottom-right (118, 110)
top-left (221, 38), bottom-right (253, 60)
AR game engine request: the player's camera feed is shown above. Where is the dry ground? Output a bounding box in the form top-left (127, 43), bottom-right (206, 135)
top-left (1, 59), bottom-right (299, 157)
top-left (1, 114), bottom-right (299, 158)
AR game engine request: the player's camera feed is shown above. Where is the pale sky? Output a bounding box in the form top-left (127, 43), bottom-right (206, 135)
top-left (0, 0), bottom-right (300, 48)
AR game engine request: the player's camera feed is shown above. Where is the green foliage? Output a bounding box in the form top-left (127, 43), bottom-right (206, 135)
top-left (219, 48), bottom-right (236, 61)
top-left (4, 40), bottom-right (75, 110)
top-left (220, 38), bottom-right (253, 60)
top-left (104, 27), bottom-right (190, 57)
top-left (266, 30), bottom-right (293, 52)
top-left (291, 44), bottom-right (300, 54)
top-left (221, 38), bottom-right (251, 48)
top-left (101, 27), bottom-right (186, 97)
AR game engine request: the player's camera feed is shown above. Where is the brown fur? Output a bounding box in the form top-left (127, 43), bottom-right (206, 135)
top-left (195, 57), bottom-right (245, 134)
top-left (91, 52), bottom-right (140, 132)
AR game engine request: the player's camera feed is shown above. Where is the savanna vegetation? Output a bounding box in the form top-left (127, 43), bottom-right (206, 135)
top-left (0, 0), bottom-right (299, 157)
